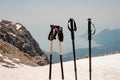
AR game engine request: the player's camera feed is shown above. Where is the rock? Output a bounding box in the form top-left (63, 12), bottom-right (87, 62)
top-left (0, 19), bottom-right (49, 66)
top-left (0, 39), bottom-right (39, 67)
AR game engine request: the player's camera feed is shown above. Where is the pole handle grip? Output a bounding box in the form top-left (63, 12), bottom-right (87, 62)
top-left (50, 41), bottom-right (53, 54)
top-left (68, 18), bottom-right (77, 40)
top-left (88, 18), bottom-right (96, 40)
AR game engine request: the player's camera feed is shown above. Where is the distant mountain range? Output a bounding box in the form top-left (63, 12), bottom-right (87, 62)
top-left (45, 51), bottom-right (60, 63)
top-left (47, 28), bottom-right (120, 63)
top-left (93, 28), bottom-right (120, 49)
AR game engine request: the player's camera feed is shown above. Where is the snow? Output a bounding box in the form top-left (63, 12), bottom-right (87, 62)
top-left (13, 58), bottom-right (20, 62)
top-left (0, 54), bottom-right (3, 57)
top-left (3, 58), bottom-right (14, 64)
top-left (0, 54), bottom-right (120, 80)
top-left (0, 20), bottom-right (2, 27)
top-left (19, 29), bottom-right (22, 32)
top-left (8, 32), bottom-right (16, 37)
top-left (0, 19), bottom-right (2, 22)
top-left (15, 24), bottom-right (22, 30)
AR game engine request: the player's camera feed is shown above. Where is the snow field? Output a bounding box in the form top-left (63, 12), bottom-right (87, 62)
top-left (0, 54), bottom-right (120, 80)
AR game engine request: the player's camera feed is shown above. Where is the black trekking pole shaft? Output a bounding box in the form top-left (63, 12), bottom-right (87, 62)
top-left (89, 39), bottom-right (92, 80)
top-left (58, 39), bottom-right (64, 80)
top-left (71, 20), bottom-right (77, 80)
top-left (88, 18), bottom-right (92, 80)
top-left (49, 54), bottom-right (52, 80)
top-left (60, 54), bottom-right (64, 80)
top-left (72, 40), bottom-right (77, 80)
top-left (56, 26), bottom-right (64, 80)
top-left (68, 18), bottom-right (77, 80)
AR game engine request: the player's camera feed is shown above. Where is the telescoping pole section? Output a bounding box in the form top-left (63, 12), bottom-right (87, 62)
top-left (48, 25), bottom-right (64, 80)
top-left (68, 18), bottom-right (77, 80)
top-left (88, 18), bottom-right (96, 80)
top-left (48, 25), bottom-right (55, 80)
top-left (88, 18), bottom-right (92, 80)
top-left (49, 40), bottom-right (53, 80)
top-left (55, 26), bottom-right (64, 80)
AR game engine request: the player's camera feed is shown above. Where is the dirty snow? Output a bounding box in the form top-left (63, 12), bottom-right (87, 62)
top-left (0, 54), bottom-right (120, 80)
top-left (0, 53), bottom-right (27, 68)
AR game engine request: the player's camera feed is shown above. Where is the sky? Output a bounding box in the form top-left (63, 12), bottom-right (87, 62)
top-left (0, 0), bottom-right (120, 53)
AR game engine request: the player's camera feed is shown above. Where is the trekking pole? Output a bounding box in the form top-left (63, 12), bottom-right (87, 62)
top-left (88, 18), bottom-right (96, 80)
top-left (55, 26), bottom-right (64, 80)
top-left (48, 25), bottom-right (55, 80)
top-left (68, 18), bottom-right (77, 80)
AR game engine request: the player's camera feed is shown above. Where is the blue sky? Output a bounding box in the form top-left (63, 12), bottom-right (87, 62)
top-left (0, 0), bottom-right (120, 53)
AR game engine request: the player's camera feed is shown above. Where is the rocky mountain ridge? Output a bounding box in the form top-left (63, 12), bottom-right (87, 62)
top-left (0, 19), bottom-right (48, 66)
top-left (0, 39), bottom-right (39, 68)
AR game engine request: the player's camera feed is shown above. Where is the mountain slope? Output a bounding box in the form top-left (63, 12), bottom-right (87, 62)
top-left (0, 39), bottom-right (39, 68)
top-left (0, 19), bottom-right (49, 66)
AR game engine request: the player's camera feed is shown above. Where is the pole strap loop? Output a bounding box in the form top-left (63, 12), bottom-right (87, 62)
top-left (91, 23), bottom-right (96, 35)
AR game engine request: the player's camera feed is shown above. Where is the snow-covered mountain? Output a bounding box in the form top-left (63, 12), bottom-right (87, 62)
top-left (0, 51), bottom-right (120, 80)
top-left (0, 19), bottom-right (49, 66)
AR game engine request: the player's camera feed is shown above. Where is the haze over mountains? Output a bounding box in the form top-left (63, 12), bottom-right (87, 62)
top-left (0, 19), bottom-right (120, 65)
top-left (93, 28), bottom-right (120, 49)
top-left (47, 28), bottom-right (120, 63)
